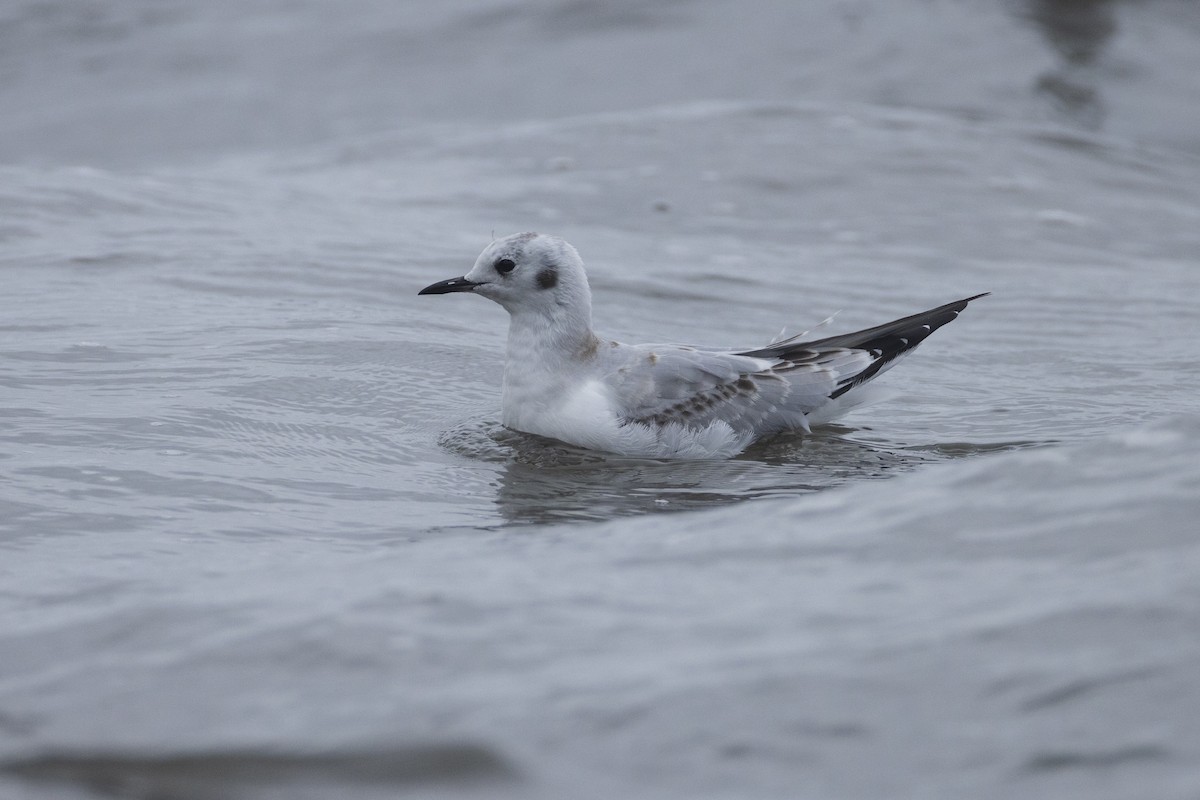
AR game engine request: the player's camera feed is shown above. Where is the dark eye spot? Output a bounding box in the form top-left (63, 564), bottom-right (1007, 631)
top-left (536, 267), bottom-right (558, 290)
top-left (494, 258), bottom-right (516, 275)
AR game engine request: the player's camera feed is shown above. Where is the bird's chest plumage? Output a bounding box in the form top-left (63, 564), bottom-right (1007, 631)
top-left (501, 325), bottom-right (613, 437)
top-left (500, 362), bottom-right (555, 430)
top-left (502, 367), bottom-right (616, 442)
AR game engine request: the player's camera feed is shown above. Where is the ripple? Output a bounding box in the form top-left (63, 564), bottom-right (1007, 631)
top-left (901, 439), bottom-right (1051, 458)
top-left (2, 744), bottom-right (518, 799)
top-left (1021, 744), bottom-right (1169, 773)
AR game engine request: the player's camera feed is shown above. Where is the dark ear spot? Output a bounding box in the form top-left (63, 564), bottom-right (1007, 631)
top-left (536, 267), bottom-right (558, 290)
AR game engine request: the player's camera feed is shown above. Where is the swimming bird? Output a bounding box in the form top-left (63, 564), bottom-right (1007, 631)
top-left (420, 232), bottom-right (986, 459)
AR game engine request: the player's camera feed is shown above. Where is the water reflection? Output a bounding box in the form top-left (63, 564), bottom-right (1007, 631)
top-left (1013, 0), bottom-right (1119, 128)
top-left (482, 427), bottom-right (939, 525)
top-left (439, 419), bottom-right (1045, 526)
top-left (480, 428), bottom-right (1048, 525)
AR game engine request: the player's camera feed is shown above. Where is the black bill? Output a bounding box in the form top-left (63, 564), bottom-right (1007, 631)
top-left (418, 276), bottom-right (479, 295)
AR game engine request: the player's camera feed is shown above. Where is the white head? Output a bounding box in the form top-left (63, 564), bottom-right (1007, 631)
top-left (420, 233), bottom-right (594, 326)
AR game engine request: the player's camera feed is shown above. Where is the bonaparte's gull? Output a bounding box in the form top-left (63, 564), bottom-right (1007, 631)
top-left (420, 232), bottom-right (986, 459)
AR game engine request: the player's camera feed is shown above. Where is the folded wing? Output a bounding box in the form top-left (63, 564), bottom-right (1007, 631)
top-left (609, 294), bottom-right (988, 433)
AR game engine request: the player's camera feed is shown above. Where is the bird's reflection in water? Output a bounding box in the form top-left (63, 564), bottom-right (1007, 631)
top-left (440, 420), bottom-right (1046, 527)
top-left (489, 425), bottom-right (931, 526)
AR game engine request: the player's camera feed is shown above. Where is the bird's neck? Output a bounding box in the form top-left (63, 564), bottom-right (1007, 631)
top-left (505, 307), bottom-right (600, 370)
top-left (501, 307), bottom-right (601, 432)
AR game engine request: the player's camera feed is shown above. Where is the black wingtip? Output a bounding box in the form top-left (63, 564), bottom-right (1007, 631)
top-left (740, 293), bottom-right (989, 360)
top-left (822, 292), bottom-right (989, 398)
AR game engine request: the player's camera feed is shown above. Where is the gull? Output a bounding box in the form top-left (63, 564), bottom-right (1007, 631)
top-left (420, 232), bottom-right (986, 459)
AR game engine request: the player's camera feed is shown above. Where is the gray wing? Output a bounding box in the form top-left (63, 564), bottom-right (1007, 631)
top-left (605, 342), bottom-right (871, 434)
top-left (605, 294), bottom-right (988, 433)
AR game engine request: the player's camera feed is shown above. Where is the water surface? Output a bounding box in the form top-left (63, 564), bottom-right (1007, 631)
top-left (3, 2), bottom-right (1200, 798)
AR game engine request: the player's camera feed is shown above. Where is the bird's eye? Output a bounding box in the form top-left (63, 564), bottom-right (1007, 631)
top-left (494, 258), bottom-right (516, 275)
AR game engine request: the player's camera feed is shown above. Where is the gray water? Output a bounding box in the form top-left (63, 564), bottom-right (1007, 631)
top-left (3, 1), bottom-right (1200, 798)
